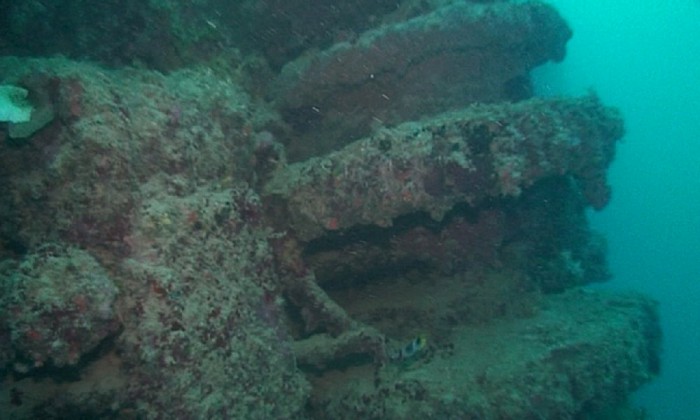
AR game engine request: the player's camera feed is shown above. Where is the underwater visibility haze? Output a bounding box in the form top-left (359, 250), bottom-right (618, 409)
top-left (534, 1), bottom-right (700, 418)
top-left (0, 0), bottom-right (694, 418)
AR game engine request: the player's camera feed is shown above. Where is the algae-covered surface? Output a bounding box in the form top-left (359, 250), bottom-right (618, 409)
top-left (308, 289), bottom-right (659, 419)
top-left (0, 1), bottom-right (660, 418)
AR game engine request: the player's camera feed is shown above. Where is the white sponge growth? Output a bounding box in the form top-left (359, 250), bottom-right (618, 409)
top-left (0, 84), bottom-right (33, 123)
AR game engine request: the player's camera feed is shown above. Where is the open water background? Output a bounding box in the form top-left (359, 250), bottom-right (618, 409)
top-left (534, 1), bottom-right (700, 418)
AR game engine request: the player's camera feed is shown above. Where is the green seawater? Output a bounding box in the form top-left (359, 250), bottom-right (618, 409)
top-left (534, 2), bottom-right (700, 418)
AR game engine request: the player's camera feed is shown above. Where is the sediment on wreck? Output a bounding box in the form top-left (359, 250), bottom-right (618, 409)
top-left (261, 91), bottom-right (660, 419)
top-left (0, 1), bottom-right (662, 418)
top-left (0, 58), bottom-right (309, 419)
top-left (304, 289), bottom-right (661, 419)
top-left (271, 1), bottom-right (572, 159)
top-left (264, 95), bottom-right (623, 241)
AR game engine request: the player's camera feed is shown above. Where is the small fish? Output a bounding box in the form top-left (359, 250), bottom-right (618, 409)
top-left (390, 335), bottom-right (428, 361)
